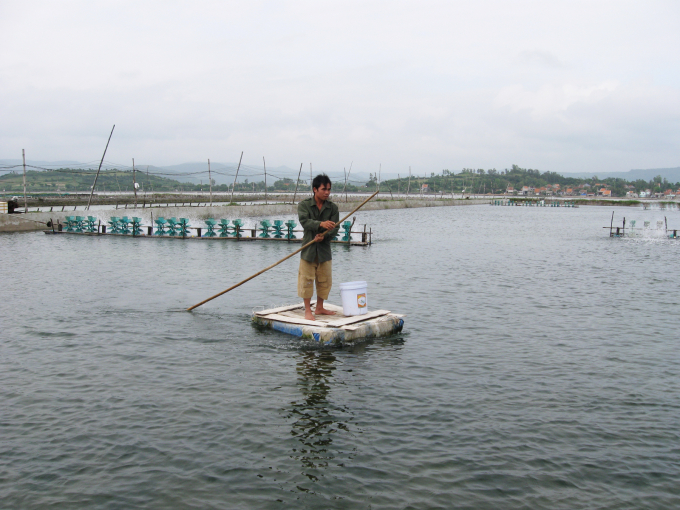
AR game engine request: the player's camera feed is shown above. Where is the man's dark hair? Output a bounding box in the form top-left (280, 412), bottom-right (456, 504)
top-left (312, 173), bottom-right (332, 191)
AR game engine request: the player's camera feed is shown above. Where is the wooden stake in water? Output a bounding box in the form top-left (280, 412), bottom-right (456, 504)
top-left (208, 159), bottom-right (213, 207)
top-left (132, 158), bottom-right (137, 208)
top-left (187, 189), bottom-right (380, 311)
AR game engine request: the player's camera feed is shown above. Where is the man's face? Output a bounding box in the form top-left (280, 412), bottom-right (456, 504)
top-left (314, 183), bottom-right (331, 201)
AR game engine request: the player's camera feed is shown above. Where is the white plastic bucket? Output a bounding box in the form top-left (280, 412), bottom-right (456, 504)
top-left (339, 281), bottom-right (368, 316)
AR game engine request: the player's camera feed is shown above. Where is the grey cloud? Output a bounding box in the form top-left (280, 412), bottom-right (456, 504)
top-left (516, 50), bottom-right (565, 68)
top-left (1, 0), bottom-right (679, 174)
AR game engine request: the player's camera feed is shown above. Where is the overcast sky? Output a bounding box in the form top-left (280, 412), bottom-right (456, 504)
top-left (1, 0), bottom-right (678, 175)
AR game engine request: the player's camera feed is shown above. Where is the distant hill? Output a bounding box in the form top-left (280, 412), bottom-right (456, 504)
top-left (145, 162), bottom-right (299, 186)
top-left (0, 159), bottom-right (374, 187)
top-left (0, 159), bottom-right (84, 175)
top-left (5, 158), bottom-right (678, 188)
top-left (148, 162), bottom-right (375, 186)
top-left (0, 159), bottom-right (301, 186)
top-left (563, 167), bottom-right (680, 183)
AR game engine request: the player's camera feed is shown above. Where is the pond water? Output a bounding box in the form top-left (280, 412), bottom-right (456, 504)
top-left (1, 204), bottom-right (679, 509)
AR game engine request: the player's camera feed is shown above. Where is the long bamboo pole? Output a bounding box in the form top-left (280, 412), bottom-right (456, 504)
top-left (187, 189), bottom-right (380, 311)
top-left (292, 163), bottom-right (303, 204)
top-left (87, 125), bottom-right (115, 211)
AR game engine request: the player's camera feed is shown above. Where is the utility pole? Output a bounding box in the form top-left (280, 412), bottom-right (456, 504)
top-left (208, 159), bottom-right (212, 206)
top-left (310, 163), bottom-right (313, 193)
top-left (22, 149), bottom-right (27, 213)
top-left (132, 158), bottom-right (137, 208)
top-left (231, 151), bottom-right (243, 204)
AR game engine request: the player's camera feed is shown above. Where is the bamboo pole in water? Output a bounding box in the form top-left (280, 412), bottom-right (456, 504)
top-left (132, 158), bottom-right (137, 208)
top-left (87, 125), bottom-right (115, 211)
top-left (341, 161), bottom-right (352, 202)
top-left (263, 157), bottom-right (268, 205)
top-left (187, 190), bottom-right (380, 311)
top-left (407, 167), bottom-right (411, 196)
top-left (292, 163), bottom-right (303, 204)
top-left (231, 152), bottom-right (243, 204)
top-left (208, 159), bottom-right (212, 207)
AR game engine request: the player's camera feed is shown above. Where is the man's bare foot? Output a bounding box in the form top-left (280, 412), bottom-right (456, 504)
top-left (315, 307), bottom-right (336, 315)
top-left (304, 310), bottom-right (316, 321)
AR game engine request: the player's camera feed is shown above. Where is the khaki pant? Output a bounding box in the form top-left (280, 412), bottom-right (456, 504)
top-left (297, 259), bottom-right (332, 300)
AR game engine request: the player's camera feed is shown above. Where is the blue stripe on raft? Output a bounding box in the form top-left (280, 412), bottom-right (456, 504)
top-left (272, 321), bottom-right (304, 337)
top-left (313, 332), bottom-right (320, 343)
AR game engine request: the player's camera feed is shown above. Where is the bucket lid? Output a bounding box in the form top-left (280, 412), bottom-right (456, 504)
top-left (339, 281), bottom-right (367, 289)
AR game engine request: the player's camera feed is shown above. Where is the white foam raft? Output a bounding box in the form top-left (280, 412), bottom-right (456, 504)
top-left (252, 303), bottom-right (404, 346)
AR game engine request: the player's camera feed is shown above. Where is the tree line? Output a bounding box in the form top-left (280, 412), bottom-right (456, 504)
top-left (366, 165), bottom-right (680, 197)
top-left (2, 165), bottom-right (678, 197)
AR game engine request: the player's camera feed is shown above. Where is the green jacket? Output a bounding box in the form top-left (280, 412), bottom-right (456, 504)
top-left (298, 197), bottom-right (340, 263)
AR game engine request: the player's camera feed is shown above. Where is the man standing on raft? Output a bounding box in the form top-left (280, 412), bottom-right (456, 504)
top-left (298, 174), bottom-right (340, 321)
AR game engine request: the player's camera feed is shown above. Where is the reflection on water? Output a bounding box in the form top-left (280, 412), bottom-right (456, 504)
top-left (287, 351), bottom-right (355, 484)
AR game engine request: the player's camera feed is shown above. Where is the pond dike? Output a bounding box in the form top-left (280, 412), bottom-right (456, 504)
top-left (0, 198), bottom-right (488, 233)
